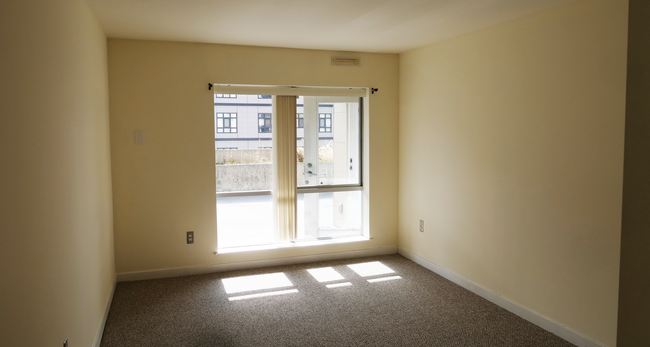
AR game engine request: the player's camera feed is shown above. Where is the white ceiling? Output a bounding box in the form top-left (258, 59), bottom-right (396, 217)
top-left (86, 0), bottom-right (573, 53)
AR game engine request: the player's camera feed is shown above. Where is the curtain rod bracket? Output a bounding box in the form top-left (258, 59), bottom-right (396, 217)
top-left (371, 88), bottom-right (378, 94)
top-left (208, 83), bottom-right (213, 91)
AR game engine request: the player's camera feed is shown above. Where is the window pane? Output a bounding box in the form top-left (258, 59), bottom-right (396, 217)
top-left (215, 94), bottom-right (274, 248)
top-left (218, 195), bottom-right (274, 248)
top-left (215, 101), bottom-right (273, 192)
top-left (298, 97), bottom-right (360, 187)
top-left (296, 191), bottom-right (362, 240)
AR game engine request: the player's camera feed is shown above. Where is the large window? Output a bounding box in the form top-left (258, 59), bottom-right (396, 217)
top-left (216, 113), bottom-right (237, 133)
top-left (214, 87), bottom-right (365, 249)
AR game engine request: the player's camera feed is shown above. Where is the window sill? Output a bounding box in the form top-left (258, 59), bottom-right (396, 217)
top-left (216, 235), bottom-right (370, 254)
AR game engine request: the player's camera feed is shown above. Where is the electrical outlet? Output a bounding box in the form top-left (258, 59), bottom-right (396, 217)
top-left (419, 220), bottom-right (424, 233)
top-left (187, 231), bottom-right (194, 244)
top-left (63, 338), bottom-right (68, 347)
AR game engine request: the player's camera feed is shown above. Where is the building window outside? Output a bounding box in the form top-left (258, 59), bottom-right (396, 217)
top-left (297, 113), bottom-right (304, 128)
top-left (216, 94), bottom-right (237, 98)
top-left (258, 113), bottom-right (272, 133)
top-left (217, 113), bottom-right (237, 133)
top-left (319, 113), bottom-right (332, 133)
top-left (258, 95), bottom-right (272, 99)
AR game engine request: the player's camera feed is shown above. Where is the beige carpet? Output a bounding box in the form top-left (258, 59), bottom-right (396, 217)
top-left (100, 254), bottom-right (575, 347)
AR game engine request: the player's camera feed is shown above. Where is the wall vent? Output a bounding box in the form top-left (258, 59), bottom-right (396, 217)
top-left (331, 57), bottom-right (360, 66)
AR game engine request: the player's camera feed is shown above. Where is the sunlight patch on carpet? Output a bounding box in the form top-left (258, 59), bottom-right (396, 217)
top-left (228, 289), bottom-right (299, 301)
top-left (367, 276), bottom-right (402, 283)
top-left (348, 261), bottom-right (395, 277)
top-left (222, 272), bottom-right (293, 294)
top-left (326, 282), bottom-right (352, 288)
top-left (307, 267), bottom-right (345, 282)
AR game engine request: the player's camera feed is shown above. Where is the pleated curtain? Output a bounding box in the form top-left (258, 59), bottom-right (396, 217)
top-left (272, 95), bottom-right (297, 241)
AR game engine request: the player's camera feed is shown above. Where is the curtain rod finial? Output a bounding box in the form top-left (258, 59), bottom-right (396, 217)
top-left (371, 88), bottom-right (378, 94)
top-left (209, 83), bottom-right (213, 91)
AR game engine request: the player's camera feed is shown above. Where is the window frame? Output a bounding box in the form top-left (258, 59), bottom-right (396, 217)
top-left (213, 88), bottom-right (368, 249)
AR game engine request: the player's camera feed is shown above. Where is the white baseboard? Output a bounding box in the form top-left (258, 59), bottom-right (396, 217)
top-left (397, 247), bottom-right (605, 347)
top-left (93, 280), bottom-right (116, 347)
top-left (117, 246), bottom-right (397, 282)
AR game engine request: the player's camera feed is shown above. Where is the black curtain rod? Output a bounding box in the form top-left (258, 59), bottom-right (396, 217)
top-left (208, 83), bottom-right (377, 94)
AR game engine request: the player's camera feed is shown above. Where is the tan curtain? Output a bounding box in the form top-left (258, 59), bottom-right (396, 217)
top-left (272, 95), bottom-right (297, 241)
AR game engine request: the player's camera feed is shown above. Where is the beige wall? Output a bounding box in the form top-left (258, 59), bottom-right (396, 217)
top-left (0, 0), bottom-right (114, 346)
top-left (617, 0), bottom-right (650, 345)
top-left (108, 40), bottom-right (399, 274)
top-left (398, 1), bottom-right (628, 346)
